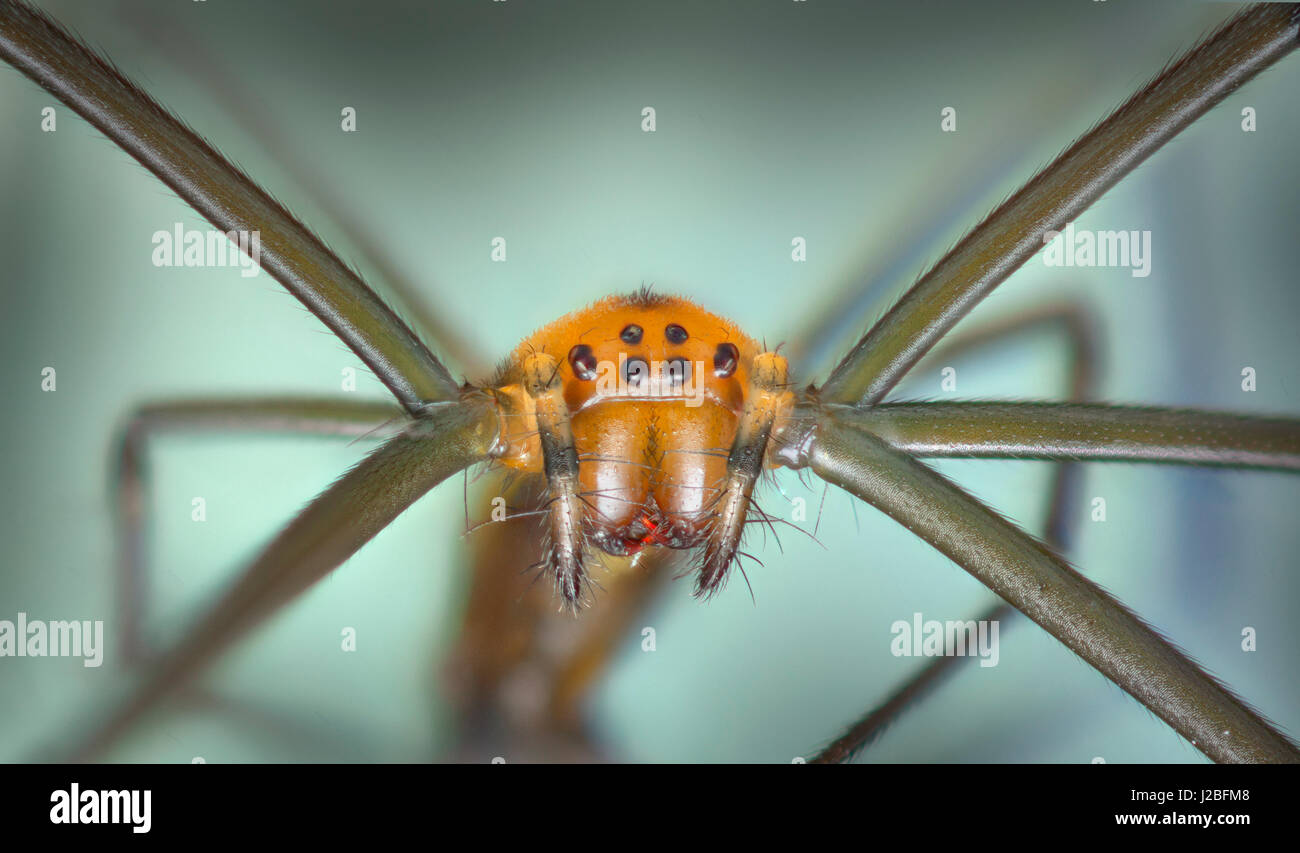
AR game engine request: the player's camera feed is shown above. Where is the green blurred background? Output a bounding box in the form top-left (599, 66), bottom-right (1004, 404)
top-left (1, 0), bottom-right (1297, 762)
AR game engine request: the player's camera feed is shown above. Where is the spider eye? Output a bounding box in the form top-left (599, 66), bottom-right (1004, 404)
top-left (619, 324), bottom-right (643, 344)
top-left (622, 355), bottom-right (649, 387)
top-left (568, 344), bottom-right (598, 381)
top-left (713, 342), bottom-right (739, 378)
top-left (665, 357), bottom-right (691, 386)
top-left (665, 323), bottom-right (688, 344)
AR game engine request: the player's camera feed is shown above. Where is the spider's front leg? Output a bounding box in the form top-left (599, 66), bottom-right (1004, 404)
top-left (695, 351), bottom-right (795, 597)
top-left (520, 352), bottom-right (592, 608)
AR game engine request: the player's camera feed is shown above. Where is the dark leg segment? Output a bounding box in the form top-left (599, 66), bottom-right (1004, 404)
top-left (805, 415), bottom-right (1300, 763)
top-left (522, 354), bottom-right (590, 608)
top-left (57, 395), bottom-right (497, 761)
top-left (114, 398), bottom-right (402, 664)
top-left (695, 352), bottom-right (792, 597)
top-left (0, 0), bottom-right (461, 412)
top-left (812, 304), bottom-right (1095, 761)
top-left (819, 5), bottom-right (1300, 406)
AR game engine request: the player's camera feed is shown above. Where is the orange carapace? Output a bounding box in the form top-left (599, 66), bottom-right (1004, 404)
top-left (488, 289), bottom-right (794, 603)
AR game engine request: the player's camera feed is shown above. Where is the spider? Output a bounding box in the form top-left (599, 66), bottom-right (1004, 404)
top-left (1, 0), bottom-right (1297, 763)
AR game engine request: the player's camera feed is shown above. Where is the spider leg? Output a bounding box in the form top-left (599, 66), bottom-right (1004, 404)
top-left (542, 550), bottom-right (679, 733)
top-left (798, 413), bottom-right (1300, 763)
top-left (802, 319), bottom-right (1300, 759)
top-left (0, 0), bottom-right (461, 413)
top-left (521, 353), bottom-right (590, 609)
top-left (809, 303), bottom-right (1097, 762)
top-left (107, 399), bottom-right (413, 756)
top-left (49, 395), bottom-right (498, 761)
top-left (790, 3), bottom-right (1300, 763)
top-left (817, 4), bottom-right (1300, 407)
top-left (694, 352), bottom-right (794, 597)
top-left (898, 302), bottom-right (1098, 403)
top-left (114, 397), bottom-right (403, 664)
top-left (847, 403), bottom-right (1300, 471)
top-left (106, 5), bottom-right (488, 379)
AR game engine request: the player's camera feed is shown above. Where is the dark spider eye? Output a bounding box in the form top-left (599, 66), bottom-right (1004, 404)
top-left (664, 357), bottom-right (691, 385)
top-left (665, 323), bottom-right (688, 344)
top-left (622, 355), bottom-right (649, 387)
top-left (568, 344), bottom-right (598, 381)
top-left (620, 324), bottom-right (643, 344)
top-left (713, 342), bottom-right (739, 378)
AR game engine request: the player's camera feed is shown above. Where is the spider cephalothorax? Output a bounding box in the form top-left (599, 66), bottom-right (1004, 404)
top-left (488, 289), bottom-right (793, 603)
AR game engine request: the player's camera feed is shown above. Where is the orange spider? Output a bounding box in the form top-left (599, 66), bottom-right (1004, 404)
top-left (489, 289), bottom-right (792, 603)
top-left (4, 0), bottom-right (1299, 766)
